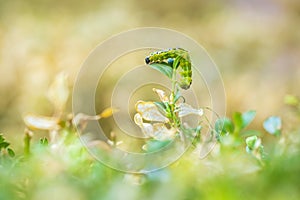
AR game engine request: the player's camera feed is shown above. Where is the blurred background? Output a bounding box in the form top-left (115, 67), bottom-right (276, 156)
top-left (0, 0), bottom-right (300, 146)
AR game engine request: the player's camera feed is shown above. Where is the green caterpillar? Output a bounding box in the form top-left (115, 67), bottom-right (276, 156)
top-left (145, 48), bottom-right (192, 89)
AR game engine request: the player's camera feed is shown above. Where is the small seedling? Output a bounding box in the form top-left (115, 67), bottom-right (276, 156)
top-left (135, 48), bottom-right (204, 152)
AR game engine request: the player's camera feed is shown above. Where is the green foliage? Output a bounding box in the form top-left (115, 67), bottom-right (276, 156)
top-left (39, 137), bottom-right (49, 146)
top-left (214, 110), bottom-right (268, 165)
top-left (0, 60), bottom-right (299, 199)
top-left (0, 95), bottom-right (299, 200)
top-left (0, 1), bottom-right (299, 199)
top-left (233, 110), bottom-right (256, 132)
top-left (245, 135), bottom-right (259, 150)
top-left (245, 135), bottom-right (265, 163)
top-left (215, 117), bottom-right (234, 136)
top-left (0, 134), bottom-right (15, 158)
top-left (149, 63), bottom-right (173, 79)
top-left (215, 110), bottom-right (258, 139)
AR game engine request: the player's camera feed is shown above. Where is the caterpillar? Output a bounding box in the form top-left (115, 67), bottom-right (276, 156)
top-left (145, 48), bottom-right (192, 89)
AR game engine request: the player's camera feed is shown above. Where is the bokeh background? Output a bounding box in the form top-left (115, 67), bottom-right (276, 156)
top-left (0, 0), bottom-right (300, 149)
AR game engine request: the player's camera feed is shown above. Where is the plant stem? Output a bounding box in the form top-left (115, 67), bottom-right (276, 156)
top-left (24, 128), bottom-right (33, 157)
top-left (170, 59), bottom-right (186, 144)
top-left (171, 66), bottom-right (177, 101)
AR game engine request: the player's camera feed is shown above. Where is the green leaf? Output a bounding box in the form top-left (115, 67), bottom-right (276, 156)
top-left (173, 56), bottom-right (181, 69)
top-left (233, 110), bottom-right (256, 131)
top-left (174, 90), bottom-right (182, 103)
top-left (153, 101), bottom-right (166, 110)
top-left (7, 148), bottom-right (15, 157)
top-left (263, 116), bottom-right (281, 136)
top-left (143, 139), bottom-right (171, 153)
top-left (149, 63), bottom-right (173, 79)
top-left (0, 134), bottom-right (4, 143)
top-left (245, 135), bottom-right (258, 150)
top-left (154, 101), bottom-right (173, 119)
top-left (39, 137), bottom-right (49, 146)
top-left (164, 102), bottom-right (173, 118)
top-left (215, 117), bottom-right (234, 136)
top-left (0, 141), bottom-right (9, 150)
top-left (233, 112), bottom-right (243, 131)
top-left (241, 110), bottom-right (256, 129)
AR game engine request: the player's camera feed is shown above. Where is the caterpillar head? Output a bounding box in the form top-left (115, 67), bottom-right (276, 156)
top-left (145, 57), bottom-right (150, 64)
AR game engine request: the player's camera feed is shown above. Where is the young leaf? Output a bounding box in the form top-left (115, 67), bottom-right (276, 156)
top-left (174, 90), bottom-right (182, 103)
top-left (153, 102), bottom-right (167, 115)
top-left (241, 110), bottom-right (256, 129)
top-left (233, 112), bottom-right (243, 131)
top-left (215, 117), bottom-right (234, 135)
top-left (149, 63), bottom-right (173, 79)
top-left (0, 134), bottom-right (4, 143)
top-left (7, 148), bottom-right (15, 157)
top-left (0, 141), bottom-right (9, 150)
top-left (263, 116), bottom-right (281, 136)
top-left (40, 137), bottom-right (49, 146)
top-left (173, 56), bottom-right (181, 69)
top-left (233, 110), bottom-right (256, 131)
top-left (245, 135), bottom-right (259, 151)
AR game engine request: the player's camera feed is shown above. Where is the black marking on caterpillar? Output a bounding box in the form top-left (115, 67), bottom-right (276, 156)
top-left (145, 48), bottom-right (192, 89)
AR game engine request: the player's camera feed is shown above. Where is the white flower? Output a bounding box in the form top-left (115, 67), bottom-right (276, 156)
top-left (153, 88), bottom-right (169, 102)
top-left (175, 103), bottom-right (203, 117)
top-left (135, 101), bottom-right (169, 122)
top-left (134, 113), bottom-right (176, 140)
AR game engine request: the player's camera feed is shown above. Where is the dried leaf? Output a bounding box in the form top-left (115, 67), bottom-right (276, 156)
top-left (24, 114), bottom-right (59, 130)
top-left (72, 109), bottom-right (117, 131)
top-left (135, 101), bottom-right (169, 122)
top-left (47, 72), bottom-right (69, 113)
top-left (72, 113), bottom-right (101, 130)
